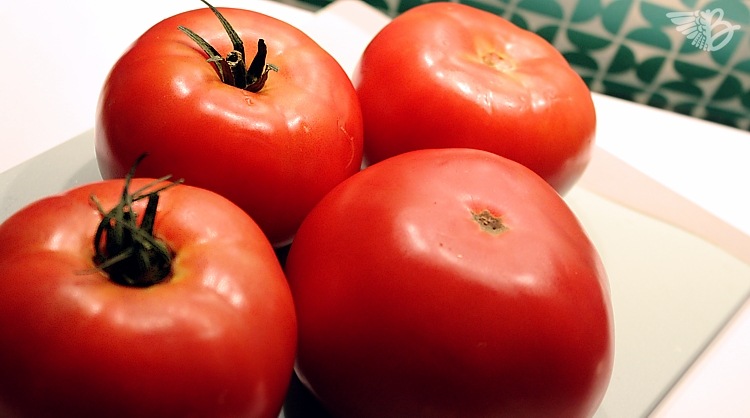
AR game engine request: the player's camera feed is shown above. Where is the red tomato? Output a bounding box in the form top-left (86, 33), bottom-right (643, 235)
top-left (285, 148), bottom-right (613, 417)
top-left (352, 2), bottom-right (596, 194)
top-left (0, 173), bottom-right (297, 418)
top-left (96, 2), bottom-right (363, 246)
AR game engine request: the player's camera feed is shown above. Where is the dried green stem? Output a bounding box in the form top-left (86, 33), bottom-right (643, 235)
top-left (92, 154), bottom-right (183, 287)
top-left (178, 0), bottom-right (278, 91)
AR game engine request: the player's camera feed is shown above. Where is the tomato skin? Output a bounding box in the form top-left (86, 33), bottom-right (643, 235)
top-left (0, 179), bottom-right (297, 418)
top-left (96, 7), bottom-right (364, 246)
top-left (352, 2), bottom-right (596, 195)
top-left (285, 148), bottom-right (613, 417)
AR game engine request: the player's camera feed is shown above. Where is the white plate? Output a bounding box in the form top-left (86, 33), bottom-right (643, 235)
top-left (2, 128), bottom-right (748, 418)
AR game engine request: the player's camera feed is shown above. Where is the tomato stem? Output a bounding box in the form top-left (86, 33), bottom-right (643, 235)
top-left (247, 39), bottom-right (278, 93)
top-left (91, 154), bottom-right (183, 287)
top-left (178, 0), bottom-right (278, 92)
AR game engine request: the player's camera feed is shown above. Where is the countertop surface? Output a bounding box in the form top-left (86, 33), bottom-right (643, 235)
top-left (2, 1), bottom-right (749, 416)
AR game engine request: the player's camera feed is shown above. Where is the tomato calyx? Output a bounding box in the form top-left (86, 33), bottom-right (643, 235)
top-left (178, 0), bottom-right (278, 92)
top-left (91, 154), bottom-right (184, 287)
top-left (471, 209), bottom-right (508, 235)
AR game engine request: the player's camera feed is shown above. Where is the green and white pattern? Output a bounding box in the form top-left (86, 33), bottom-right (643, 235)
top-left (279, 0), bottom-right (750, 131)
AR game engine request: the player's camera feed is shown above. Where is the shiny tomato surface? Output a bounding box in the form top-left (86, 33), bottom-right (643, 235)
top-left (96, 5), bottom-right (363, 246)
top-left (285, 148), bottom-right (613, 417)
top-left (0, 178), bottom-right (297, 418)
top-left (353, 2), bottom-right (596, 194)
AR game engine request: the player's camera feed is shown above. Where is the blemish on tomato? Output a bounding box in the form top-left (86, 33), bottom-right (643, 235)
top-left (482, 52), bottom-right (515, 72)
top-left (471, 209), bottom-right (508, 235)
top-left (241, 91), bottom-right (253, 106)
top-left (339, 121), bottom-right (357, 169)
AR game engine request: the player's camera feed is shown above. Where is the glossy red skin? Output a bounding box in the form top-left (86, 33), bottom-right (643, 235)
top-left (352, 2), bottom-right (596, 195)
top-left (96, 7), bottom-right (364, 246)
top-left (0, 179), bottom-right (297, 418)
top-left (285, 148), bottom-right (613, 417)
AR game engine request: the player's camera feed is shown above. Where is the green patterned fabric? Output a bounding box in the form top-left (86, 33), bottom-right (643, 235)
top-left (278, 0), bottom-right (750, 131)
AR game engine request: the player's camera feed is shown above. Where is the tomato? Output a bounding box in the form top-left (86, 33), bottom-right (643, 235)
top-left (352, 2), bottom-right (596, 195)
top-left (284, 148), bottom-right (613, 417)
top-left (0, 166), bottom-right (297, 418)
top-left (96, 1), bottom-right (364, 246)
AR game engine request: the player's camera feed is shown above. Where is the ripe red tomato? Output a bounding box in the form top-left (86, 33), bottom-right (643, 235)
top-left (96, 2), bottom-right (363, 246)
top-left (0, 173), bottom-right (297, 417)
top-left (285, 148), bottom-right (613, 417)
top-left (352, 2), bottom-right (596, 195)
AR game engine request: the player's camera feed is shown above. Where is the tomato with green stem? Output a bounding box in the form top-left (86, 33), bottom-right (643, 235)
top-left (0, 156), bottom-right (297, 418)
top-left (96, 0), bottom-right (363, 246)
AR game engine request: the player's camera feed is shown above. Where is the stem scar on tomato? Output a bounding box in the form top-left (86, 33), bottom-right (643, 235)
top-left (471, 209), bottom-right (508, 235)
top-left (481, 51), bottom-right (516, 72)
top-left (91, 153), bottom-right (184, 287)
top-left (178, 0), bottom-right (278, 92)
